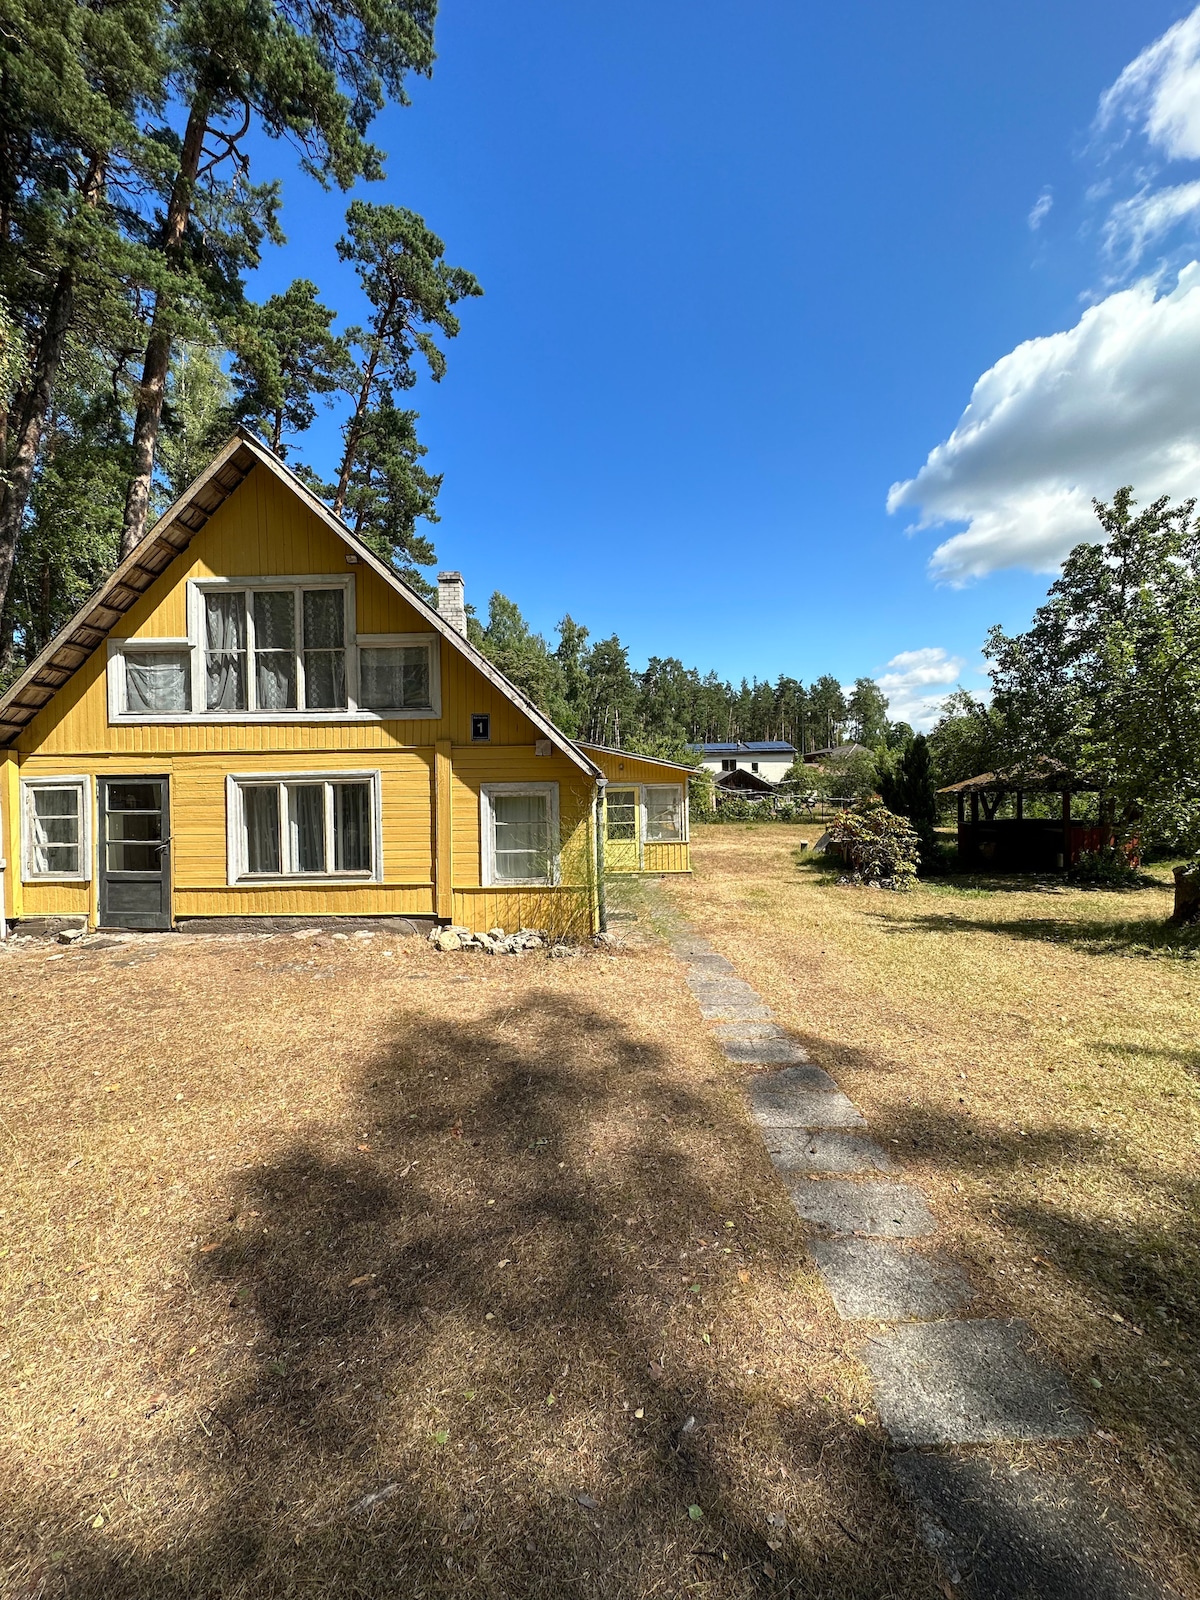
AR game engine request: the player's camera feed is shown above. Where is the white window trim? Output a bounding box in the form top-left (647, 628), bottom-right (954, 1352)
top-left (225, 769), bottom-right (383, 886)
top-left (642, 783), bottom-right (689, 846)
top-left (21, 774), bottom-right (93, 883)
top-left (107, 575), bottom-right (442, 724)
top-left (480, 782), bottom-right (561, 888)
top-left (355, 632), bottom-right (442, 716)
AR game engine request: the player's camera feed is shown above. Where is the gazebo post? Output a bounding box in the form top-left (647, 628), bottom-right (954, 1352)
top-left (1061, 788), bottom-right (1072, 868)
top-left (957, 791), bottom-right (965, 826)
top-left (970, 791), bottom-right (979, 826)
top-left (1015, 789), bottom-right (1024, 821)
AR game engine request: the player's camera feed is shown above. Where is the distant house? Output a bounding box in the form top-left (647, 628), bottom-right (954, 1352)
top-left (802, 742), bottom-right (870, 766)
top-left (689, 741), bottom-right (797, 786)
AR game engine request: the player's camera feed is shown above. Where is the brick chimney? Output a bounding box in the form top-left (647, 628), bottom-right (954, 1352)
top-left (437, 571), bottom-right (467, 635)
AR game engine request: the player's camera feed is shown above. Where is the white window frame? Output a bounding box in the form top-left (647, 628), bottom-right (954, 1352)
top-left (355, 632), bottom-right (441, 715)
top-left (642, 783), bottom-right (688, 845)
top-left (480, 782), bottom-right (561, 888)
top-left (225, 769), bottom-right (383, 885)
top-left (107, 575), bottom-right (441, 724)
top-left (21, 774), bottom-right (92, 883)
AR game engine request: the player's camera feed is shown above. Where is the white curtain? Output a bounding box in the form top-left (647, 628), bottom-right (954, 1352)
top-left (205, 593), bottom-right (246, 710)
top-left (124, 651), bottom-right (189, 713)
top-left (302, 590), bottom-right (346, 709)
top-left (243, 786), bottom-right (281, 874)
top-left (290, 784), bottom-right (326, 872)
top-left (644, 786), bottom-right (682, 841)
top-left (334, 783), bottom-right (371, 871)
top-left (253, 591), bottom-right (296, 710)
top-left (359, 646), bottom-right (430, 711)
top-left (492, 793), bottom-right (550, 881)
top-left (29, 786), bottom-right (80, 875)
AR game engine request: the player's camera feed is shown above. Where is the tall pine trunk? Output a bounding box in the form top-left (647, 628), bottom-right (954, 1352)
top-left (120, 97), bottom-right (210, 556)
top-left (0, 157), bottom-right (104, 627)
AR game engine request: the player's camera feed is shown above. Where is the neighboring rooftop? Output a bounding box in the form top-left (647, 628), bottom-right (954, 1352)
top-left (689, 741), bottom-right (797, 756)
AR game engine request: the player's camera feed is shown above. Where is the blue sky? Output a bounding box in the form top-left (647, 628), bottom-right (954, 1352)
top-left (243, 1), bottom-right (1200, 724)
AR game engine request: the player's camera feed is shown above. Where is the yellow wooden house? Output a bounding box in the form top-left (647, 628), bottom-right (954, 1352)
top-left (0, 432), bottom-right (690, 937)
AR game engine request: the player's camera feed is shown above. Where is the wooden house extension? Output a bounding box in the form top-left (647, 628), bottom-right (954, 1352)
top-left (577, 745), bottom-right (693, 876)
top-left (0, 432), bottom-right (687, 938)
top-left (940, 760), bottom-right (1116, 872)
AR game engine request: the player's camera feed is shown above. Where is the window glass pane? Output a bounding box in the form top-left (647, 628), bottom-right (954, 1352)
top-left (106, 783), bottom-right (159, 812)
top-left (107, 841), bottom-right (160, 872)
top-left (334, 783), bottom-right (371, 872)
top-left (301, 591), bottom-right (346, 710)
top-left (243, 785), bottom-right (281, 874)
top-left (492, 792), bottom-right (551, 882)
top-left (253, 591), bottom-right (297, 710)
top-left (124, 651), bottom-right (190, 713)
top-left (302, 589), bottom-right (344, 648)
top-left (289, 784), bottom-right (326, 872)
top-left (359, 646), bottom-right (431, 710)
top-left (606, 788), bottom-right (637, 841)
top-left (303, 651), bottom-right (347, 710)
top-left (205, 592), bottom-right (247, 711)
top-left (107, 809), bottom-right (161, 842)
top-left (644, 786), bottom-right (682, 842)
top-left (29, 786), bottom-right (81, 874)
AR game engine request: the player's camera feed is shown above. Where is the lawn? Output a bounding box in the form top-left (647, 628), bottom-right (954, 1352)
top-left (1, 925), bottom-right (941, 1600)
top-left (664, 823), bottom-right (1200, 1599)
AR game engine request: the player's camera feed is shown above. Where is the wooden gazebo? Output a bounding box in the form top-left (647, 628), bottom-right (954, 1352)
top-left (939, 759), bottom-right (1113, 872)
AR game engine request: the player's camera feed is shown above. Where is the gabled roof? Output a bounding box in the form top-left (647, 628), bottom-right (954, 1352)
top-left (938, 759), bottom-right (1103, 795)
top-left (715, 766), bottom-right (777, 792)
top-left (575, 741), bottom-right (699, 775)
top-left (689, 740), bottom-right (796, 756)
top-left (0, 429), bottom-right (601, 778)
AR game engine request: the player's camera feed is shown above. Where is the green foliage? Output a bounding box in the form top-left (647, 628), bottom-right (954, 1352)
top-left (475, 593), bottom-right (572, 730)
top-left (825, 800), bottom-right (920, 888)
top-left (157, 342), bottom-right (234, 503)
top-left (986, 488), bottom-right (1200, 866)
top-left (231, 279), bottom-right (352, 456)
top-left (847, 676), bottom-right (889, 747)
top-left (926, 688), bottom-right (1005, 788)
top-left (815, 745), bottom-right (878, 801)
top-left (878, 732), bottom-right (940, 860)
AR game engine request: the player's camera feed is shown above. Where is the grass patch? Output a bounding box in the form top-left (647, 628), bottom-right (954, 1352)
top-left (663, 827), bottom-right (1200, 1599)
top-left (0, 927), bottom-right (939, 1599)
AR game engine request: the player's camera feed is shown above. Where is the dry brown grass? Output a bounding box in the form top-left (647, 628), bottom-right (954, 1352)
top-left (1, 925), bottom-right (942, 1599)
top-left (665, 824), bottom-right (1200, 1599)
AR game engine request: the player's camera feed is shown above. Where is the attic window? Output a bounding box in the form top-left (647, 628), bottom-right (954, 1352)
top-left (204, 586), bottom-right (347, 712)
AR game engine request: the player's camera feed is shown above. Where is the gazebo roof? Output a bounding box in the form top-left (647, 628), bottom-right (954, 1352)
top-left (938, 758), bottom-right (1104, 795)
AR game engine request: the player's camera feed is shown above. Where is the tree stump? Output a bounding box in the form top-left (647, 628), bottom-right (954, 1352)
top-left (1171, 863), bottom-right (1200, 924)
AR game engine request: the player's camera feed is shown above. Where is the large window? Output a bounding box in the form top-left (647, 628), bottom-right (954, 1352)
top-left (644, 785), bottom-right (685, 843)
top-left (22, 777), bottom-right (90, 881)
top-left (109, 579), bottom-right (439, 721)
top-left (228, 773), bottom-right (380, 881)
top-left (481, 783), bottom-right (560, 886)
top-left (204, 584), bottom-right (346, 712)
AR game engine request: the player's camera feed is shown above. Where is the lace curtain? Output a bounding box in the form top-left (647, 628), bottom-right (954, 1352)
top-left (253, 591), bottom-right (296, 710)
top-left (124, 651), bottom-right (190, 713)
top-left (302, 590), bottom-right (346, 709)
top-left (205, 593), bottom-right (246, 711)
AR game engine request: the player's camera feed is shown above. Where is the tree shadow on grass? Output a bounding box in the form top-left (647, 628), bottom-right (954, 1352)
top-left (868, 907), bottom-right (1200, 961)
top-left (3, 989), bottom-right (938, 1600)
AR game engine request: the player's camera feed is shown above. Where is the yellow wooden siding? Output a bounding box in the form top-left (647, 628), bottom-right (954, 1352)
top-left (5, 465), bottom-right (605, 931)
top-left (452, 888), bottom-right (594, 940)
top-left (16, 462), bottom-right (548, 757)
top-left (642, 841), bottom-right (689, 874)
top-left (1, 748), bottom-right (20, 922)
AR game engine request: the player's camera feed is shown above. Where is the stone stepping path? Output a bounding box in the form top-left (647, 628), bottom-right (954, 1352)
top-left (664, 924), bottom-right (1171, 1599)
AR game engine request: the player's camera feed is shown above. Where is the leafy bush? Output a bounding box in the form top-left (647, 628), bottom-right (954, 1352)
top-left (1066, 851), bottom-right (1155, 890)
top-left (825, 800), bottom-right (920, 888)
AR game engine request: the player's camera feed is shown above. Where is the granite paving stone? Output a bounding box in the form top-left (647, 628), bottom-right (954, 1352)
top-left (684, 953), bottom-right (737, 977)
top-left (721, 1037), bottom-right (810, 1066)
top-left (746, 1068), bottom-right (866, 1131)
top-left (892, 1454), bottom-right (1168, 1600)
top-left (687, 976), bottom-right (772, 1020)
top-left (811, 1238), bottom-right (974, 1321)
top-left (712, 1021), bottom-right (789, 1042)
top-left (788, 1179), bottom-right (935, 1237)
top-left (863, 1319), bottom-right (1089, 1446)
top-left (765, 1130), bottom-right (896, 1175)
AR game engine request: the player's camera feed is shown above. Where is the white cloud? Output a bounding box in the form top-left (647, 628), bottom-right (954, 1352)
top-left (1028, 189), bottom-right (1054, 230)
top-left (875, 647), bottom-right (966, 730)
top-left (1102, 179), bottom-right (1200, 266)
top-left (888, 263), bottom-right (1200, 583)
top-left (1097, 6), bottom-right (1200, 161)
